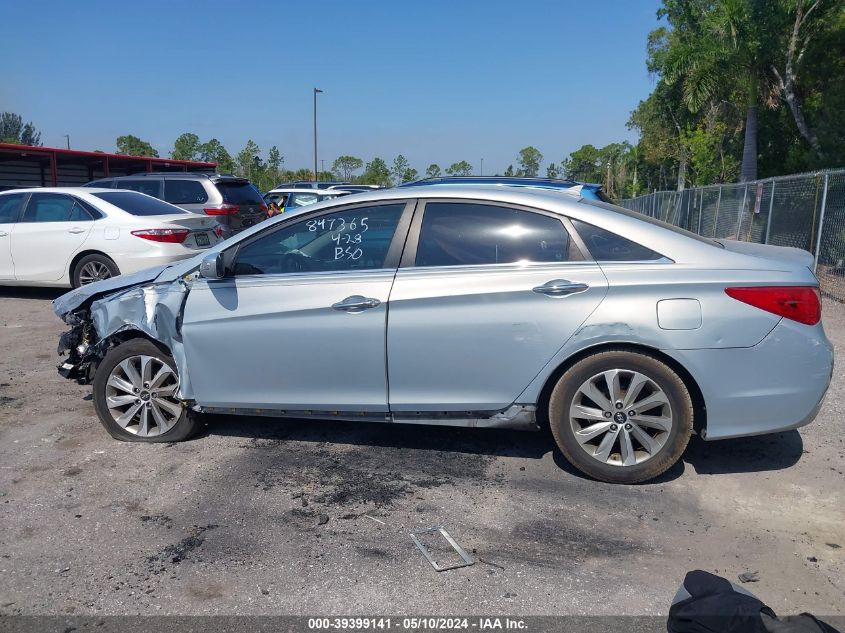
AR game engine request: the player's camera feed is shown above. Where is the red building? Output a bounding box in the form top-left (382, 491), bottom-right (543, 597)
top-left (0, 143), bottom-right (216, 191)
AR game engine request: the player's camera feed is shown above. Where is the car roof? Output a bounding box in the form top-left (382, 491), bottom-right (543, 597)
top-left (267, 187), bottom-right (340, 193)
top-left (1, 187), bottom-right (115, 195)
top-left (398, 176), bottom-right (602, 190)
top-left (95, 172), bottom-right (246, 182)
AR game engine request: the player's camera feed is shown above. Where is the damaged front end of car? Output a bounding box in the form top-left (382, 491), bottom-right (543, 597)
top-left (53, 263), bottom-right (198, 401)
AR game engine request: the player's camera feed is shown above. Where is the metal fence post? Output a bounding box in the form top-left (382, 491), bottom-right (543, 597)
top-left (813, 173), bottom-right (830, 273)
top-left (736, 183), bottom-right (748, 240)
top-left (713, 185), bottom-right (722, 238)
top-left (764, 179), bottom-right (775, 244)
top-left (686, 188), bottom-right (692, 230)
top-left (696, 189), bottom-right (703, 235)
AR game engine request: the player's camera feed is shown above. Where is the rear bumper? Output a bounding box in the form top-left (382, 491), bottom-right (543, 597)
top-left (113, 250), bottom-right (201, 276)
top-left (665, 319), bottom-right (834, 440)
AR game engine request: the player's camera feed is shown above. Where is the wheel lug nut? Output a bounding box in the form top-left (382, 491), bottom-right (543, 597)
top-left (143, 382), bottom-right (150, 388)
top-left (135, 399), bottom-right (141, 405)
top-left (625, 423), bottom-right (632, 430)
top-left (610, 424), bottom-right (618, 431)
top-left (603, 411), bottom-right (612, 418)
top-left (134, 388), bottom-right (140, 393)
top-left (628, 410), bottom-right (636, 417)
top-left (615, 402), bottom-right (623, 409)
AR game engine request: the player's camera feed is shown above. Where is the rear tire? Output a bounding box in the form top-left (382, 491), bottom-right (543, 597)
top-left (549, 349), bottom-right (693, 484)
top-left (72, 254), bottom-right (120, 288)
top-left (92, 338), bottom-right (202, 443)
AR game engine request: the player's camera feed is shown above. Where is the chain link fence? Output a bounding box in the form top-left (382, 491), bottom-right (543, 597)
top-left (619, 169), bottom-right (845, 301)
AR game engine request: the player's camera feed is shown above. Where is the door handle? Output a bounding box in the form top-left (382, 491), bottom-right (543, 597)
top-left (0, 231), bottom-right (8, 237)
top-left (67, 227), bottom-right (86, 234)
top-left (532, 279), bottom-right (589, 297)
top-left (331, 295), bottom-right (381, 312)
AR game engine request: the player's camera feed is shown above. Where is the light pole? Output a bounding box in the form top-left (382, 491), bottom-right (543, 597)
top-left (64, 134), bottom-right (70, 150)
top-left (313, 88), bottom-right (323, 182)
top-left (480, 158), bottom-right (483, 176)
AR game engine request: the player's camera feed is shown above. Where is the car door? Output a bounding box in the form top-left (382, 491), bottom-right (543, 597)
top-left (11, 193), bottom-right (95, 282)
top-left (181, 200), bottom-right (414, 412)
top-left (387, 199), bottom-right (609, 413)
top-left (163, 177), bottom-right (209, 213)
top-left (0, 193), bottom-right (27, 280)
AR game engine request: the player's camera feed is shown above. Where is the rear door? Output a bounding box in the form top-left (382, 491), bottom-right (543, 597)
top-left (11, 193), bottom-right (95, 281)
top-left (0, 193), bottom-right (27, 280)
top-left (387, 199), bottom-right (609, 413)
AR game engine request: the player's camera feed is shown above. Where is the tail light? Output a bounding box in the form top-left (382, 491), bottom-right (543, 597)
top-left (131, 228), bottom-right (189, 244)
top-left (213, 225), bottom-right (223, 239)
top-left (725, 286), bottom-right (821, 325)
top-left (259, 202), bottom-right (268, 212)
top-left (204, 204), bottom-right (240, 216)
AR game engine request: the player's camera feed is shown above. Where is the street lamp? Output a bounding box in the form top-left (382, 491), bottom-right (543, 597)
top-left (64, 134), bottom-right (70, 150)
top-left (313, 88), bottom-right (323, 182)
top-left (480, 158), bottom-right (483, 176)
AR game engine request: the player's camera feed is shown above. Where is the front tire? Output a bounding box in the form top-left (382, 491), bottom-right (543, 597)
top-left (92, 338), bottom-right (201, 442)
top-left (549, 349), bottom-right (693, 484)
top-left (72, 254), bottom-right (119, 288)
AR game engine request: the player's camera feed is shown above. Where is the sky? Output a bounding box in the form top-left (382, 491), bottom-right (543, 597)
top-left (2, 0), bottom-right (664, 175)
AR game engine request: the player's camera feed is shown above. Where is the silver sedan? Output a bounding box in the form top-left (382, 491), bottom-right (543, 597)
top-left (53, 185), bottom-right (834, 483)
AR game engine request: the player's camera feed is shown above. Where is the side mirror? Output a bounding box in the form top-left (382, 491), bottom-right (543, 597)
top-left (199, 252), bottom-right (226, 280)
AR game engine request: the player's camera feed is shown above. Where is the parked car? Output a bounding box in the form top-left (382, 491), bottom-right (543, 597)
top-left (273, 180), bottom-right (350, 190)
top-left (398, 176), bottom-right (609, 200)
top-left (85, 173), bottom-right (267, 236)
top-left (0, 187), bottom-right (221, 288)
top-left (263, 188), bottom-right (351, 213)
top-left (53, 185), bottom-right (833, 483)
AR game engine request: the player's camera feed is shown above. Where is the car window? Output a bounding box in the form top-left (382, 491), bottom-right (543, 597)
top-left (415, 202), bottom-right (573, 267)
top-left (92, 191), bottom-right (188, 216)
top-left (233, 203), bottom-right (405, 276)
top-left (216, 181), bottom-right (263, 205)
top-left (21, 193), bottom-right (77, 223)
top-left (116, 179), bottom-right (162, 198)
top-left (264, 192), bottom-right (288, 207)
top-left (164, 179), bottom-right (209, 204)
top-left (83, 180), bottom-right (112, 188)
top-left (0, 193), bottom-right (27, 223)
top-left (68, 200), bottom-right (96, 221)
top-left (571, 219), bottom-right (663, 261)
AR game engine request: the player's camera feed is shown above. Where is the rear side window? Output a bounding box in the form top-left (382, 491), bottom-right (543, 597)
top-left (571, 219), bottom-right (663, 261)
top-left (164, 179), bottom-right (209, 204)
top-left (116, 179), bottom-right (162, 198)
top-left (216, 182), bottom-right (263, 205)
top-left (0, 193), bottom-right (26, 223)
top-left (415, 202), bottom-right (573, 267)
top-left (93, 191), bottom-right (188, 216)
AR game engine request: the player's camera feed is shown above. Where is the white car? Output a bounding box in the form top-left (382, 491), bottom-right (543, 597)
top-left (0, 187), bottom-right (222, 288)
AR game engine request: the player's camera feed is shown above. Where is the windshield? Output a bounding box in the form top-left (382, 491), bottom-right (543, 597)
top-left (92, 191), bottom-right (188, 216)
top-left (578, 198), bottom-right (724, 248)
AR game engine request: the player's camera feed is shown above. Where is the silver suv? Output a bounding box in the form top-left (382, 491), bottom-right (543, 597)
top-left (84, 173), bottom-right (267, 235)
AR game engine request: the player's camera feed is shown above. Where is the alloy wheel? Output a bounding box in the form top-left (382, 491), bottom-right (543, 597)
top-left (104, 355), bottom-right (181, 437)
top-left (78, 261), bottom-right (113, 285)
top-left (569, 369), bottom-right (673, 467)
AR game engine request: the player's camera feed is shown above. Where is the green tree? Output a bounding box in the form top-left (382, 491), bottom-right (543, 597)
top-left (504, 165), bottom-right (515, 177)
top-left (391, 155), bottom-right (411, 185)
top-left (171, 133), bottom-right (201, 161)
top-left (546, 163), bottom-right (560, 179)
top-left (516, 146), bottom-right (543, 177)
top-left (359, 157), bottom-right (391, 187)
top-left (0, 113), bottom-right (41, 146)
top-left (199, 138), bottom-right (235, 173)
top-left (116, 134), bottom-right (159, 157)
top-left (425, 163), bottom-right (442, 178)
top-left (236, 140), bottom-right (261, 179)
top-left (332, 155), bottom-right (363, 180)
top-left (445, 160), bottom-right (472, 176)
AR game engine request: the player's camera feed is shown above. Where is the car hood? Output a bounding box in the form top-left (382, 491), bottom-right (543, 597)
top-left (53, 263), bottom-right (177, 317)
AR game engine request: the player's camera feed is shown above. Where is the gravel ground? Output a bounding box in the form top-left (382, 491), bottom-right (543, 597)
top-left (0, 287), bottom-right (843, 618)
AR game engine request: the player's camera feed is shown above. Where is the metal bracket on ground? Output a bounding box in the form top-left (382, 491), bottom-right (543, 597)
top-left (410, 526), bottom-right (475, 572)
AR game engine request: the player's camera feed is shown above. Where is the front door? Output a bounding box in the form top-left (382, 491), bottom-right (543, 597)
top-left (387, 200), bottom-right (609, 413)
top-left (12, 193), bottom-right (94, 282)
top-left (181, 200), bottom-right (413, 411)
